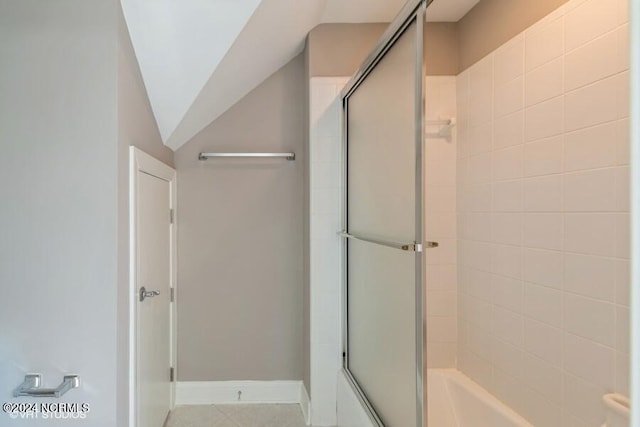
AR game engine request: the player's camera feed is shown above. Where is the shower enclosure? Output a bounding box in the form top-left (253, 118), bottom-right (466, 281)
top-left (339, 1), bottom-right (430, 425)
top-left (338, 0), bottom-right (634, 425)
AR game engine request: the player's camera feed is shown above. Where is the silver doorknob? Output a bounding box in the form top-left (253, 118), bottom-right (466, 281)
top-left (139, 286), bottom-right (160, 302)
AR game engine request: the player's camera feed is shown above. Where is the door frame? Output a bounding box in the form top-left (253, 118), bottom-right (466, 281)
top-left (129, 146), bottom-right (177, 426)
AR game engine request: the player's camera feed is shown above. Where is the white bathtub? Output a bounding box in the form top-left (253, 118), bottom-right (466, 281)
top-left (427, 369), bottom-right (532, 427)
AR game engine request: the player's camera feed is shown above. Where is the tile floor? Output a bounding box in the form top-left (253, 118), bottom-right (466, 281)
top-left (165, 404), bottom-right (307, 427)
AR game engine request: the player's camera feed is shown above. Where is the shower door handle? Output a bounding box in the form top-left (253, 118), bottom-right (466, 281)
top-left (338, 231), bottom-right (438, 252)
top-left (139, 286), bottom-right (160, 302)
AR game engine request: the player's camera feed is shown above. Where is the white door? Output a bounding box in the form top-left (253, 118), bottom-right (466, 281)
top-left (132, 147), bottom-right (176, 427)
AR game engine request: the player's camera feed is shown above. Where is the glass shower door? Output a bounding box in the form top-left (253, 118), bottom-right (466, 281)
top-left (341, 1), bottom-right (427, 426)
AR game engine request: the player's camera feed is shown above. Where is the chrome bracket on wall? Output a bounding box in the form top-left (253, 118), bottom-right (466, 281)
top-left (13, 374), bottom-right (80, 398)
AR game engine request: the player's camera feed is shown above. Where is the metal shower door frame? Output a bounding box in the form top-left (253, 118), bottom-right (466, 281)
top-left (340, 1), bottom-right (430, 426)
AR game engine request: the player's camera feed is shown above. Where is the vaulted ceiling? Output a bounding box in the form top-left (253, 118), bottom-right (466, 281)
top-left (121, 0), bottom-right (480, 150)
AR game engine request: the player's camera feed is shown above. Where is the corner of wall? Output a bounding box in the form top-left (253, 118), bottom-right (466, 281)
top-left (117, 5), bottom-right (175, 167)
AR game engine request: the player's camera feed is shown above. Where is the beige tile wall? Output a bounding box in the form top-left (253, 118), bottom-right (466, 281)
top-left (425, 76), bottom-right (458, 368)
top-left (455, 0), bottom-right (630, 425)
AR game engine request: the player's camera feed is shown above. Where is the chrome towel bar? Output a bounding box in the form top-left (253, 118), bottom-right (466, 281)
top-left (338, 231), bottom-right (438, 252)
top-left (13, 374), bottom-right (80, 398)
top-left (198, 152), bottom-right (295, 161)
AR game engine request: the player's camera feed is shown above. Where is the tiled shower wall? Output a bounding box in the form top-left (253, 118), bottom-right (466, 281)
top-left (425, 76), bottom-right (458, 368)
top-left (308, 77), bottom-right (350, 426)
top-left (456, 0), bottom-right (630, 425)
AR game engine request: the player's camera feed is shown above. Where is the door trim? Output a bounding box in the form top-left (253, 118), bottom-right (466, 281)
top-left (129, 147), bottom-right (177, 427)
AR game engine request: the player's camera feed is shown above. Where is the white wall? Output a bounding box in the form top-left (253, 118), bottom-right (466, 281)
top-left (308, 77), bottom-right (349, 426)
top-left (424, 76), bottom-right (458, 369)
top-left (118, 8), bottom-right (174, 168)
top-left (0, 1), bottom-right (119, 425)
top-left (456, 0), bottom-right (630, 425)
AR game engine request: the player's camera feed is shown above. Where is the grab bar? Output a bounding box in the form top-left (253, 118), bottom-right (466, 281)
top-left (338, 231), bottom-right (438, 252)
top-left (13, 374), bottom-right (80, 398)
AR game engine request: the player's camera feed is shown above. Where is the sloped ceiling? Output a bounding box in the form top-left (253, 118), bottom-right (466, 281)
top-left (165, 0), bottom-right (326, 150)
top-left (120, 0), bottom-right (263, 142)
top-left (122, 0), bottom-right (480, 150)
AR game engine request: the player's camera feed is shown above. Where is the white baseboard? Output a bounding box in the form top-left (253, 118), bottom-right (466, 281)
top-left (176, 380), bottom-right (311, 425)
